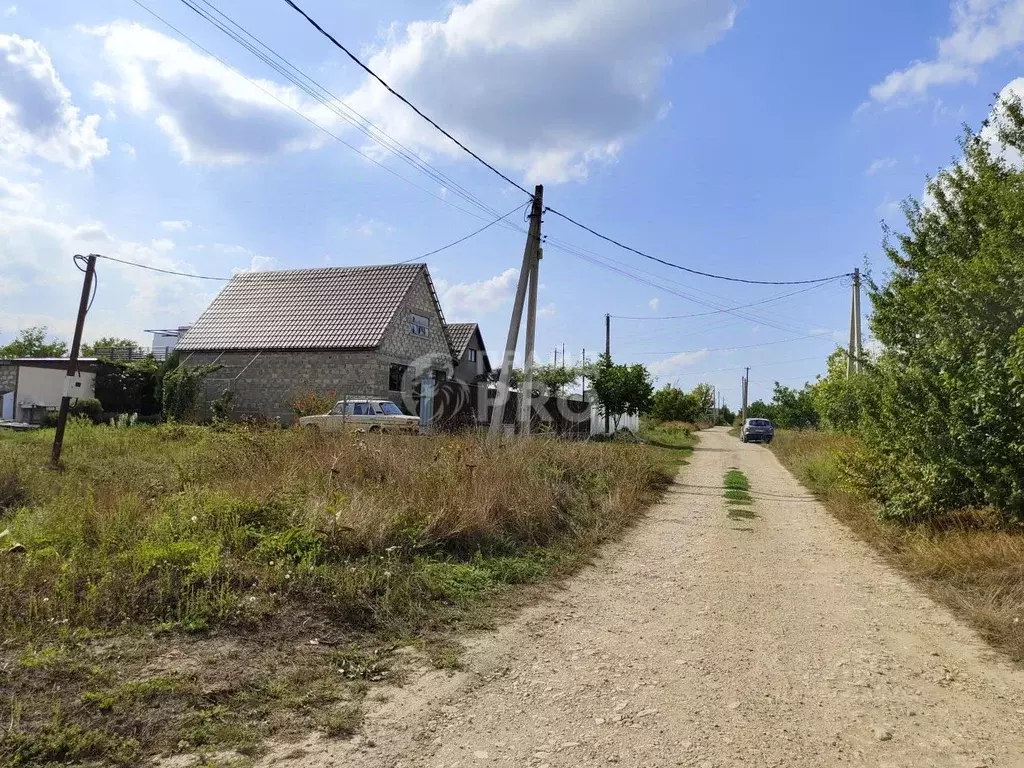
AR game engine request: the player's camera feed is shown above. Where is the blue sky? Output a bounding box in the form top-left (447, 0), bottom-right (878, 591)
top-left (2, 0), bottom-right (1022, 406)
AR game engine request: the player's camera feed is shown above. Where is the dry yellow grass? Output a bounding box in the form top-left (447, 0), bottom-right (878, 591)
top-left (771, 430), bottom-right (1024, 662)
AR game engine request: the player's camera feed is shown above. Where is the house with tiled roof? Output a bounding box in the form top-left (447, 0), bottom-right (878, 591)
top-left (177, 263), bottom-right (455, 422)
top-left (445, 323), bottom-right (491, 383)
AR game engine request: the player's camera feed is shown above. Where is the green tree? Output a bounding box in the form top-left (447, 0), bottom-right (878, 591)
top-left (82, 337), bottom-right (141, 356)
top-left (0, 327), bottom-right (68, 358)
top-left (769, 382), bottom-right (819, 429)
top-left (649, 384), bottom-right (699, 423)
top-left (862, 95), bottom-right (1024, 522)
top-left (591, 354), bottom-right (654, 430)
top-left (812, 348), bottom-right (869, 432)
top-left (746, 400), bottom-right (775, 421)
top-left (532, 364), bottom-right (579, 396)
top-left (691, 382), bottom-right (715, 419)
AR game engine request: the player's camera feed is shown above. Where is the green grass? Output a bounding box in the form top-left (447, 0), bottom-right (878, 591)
top-left (0, 420), bottom-right (680, 764)
top-left (723, 468), bottom-right (756, 524)
top-left (771, 429), bottom-right (1024, 664)
top-left (639, 421), bottom-right (697, 477)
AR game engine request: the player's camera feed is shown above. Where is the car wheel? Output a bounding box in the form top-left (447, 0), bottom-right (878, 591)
top-left (740, 435), bottom-right (747, 443)
top-left (368, 425), bottom-right (381, 434)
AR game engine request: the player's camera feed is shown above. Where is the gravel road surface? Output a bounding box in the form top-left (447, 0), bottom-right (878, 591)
top-left (277, 427), bottom-right (1024, 768)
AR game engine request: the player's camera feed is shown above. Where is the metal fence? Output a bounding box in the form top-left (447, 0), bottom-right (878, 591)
top-left (91, 346), bottom-right (173, 362)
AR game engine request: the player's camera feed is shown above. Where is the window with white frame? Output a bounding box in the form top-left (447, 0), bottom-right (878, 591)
top-left (467, 348), bottom-right (477, 363)
top-left (410, 313), bottom-right (429, 337)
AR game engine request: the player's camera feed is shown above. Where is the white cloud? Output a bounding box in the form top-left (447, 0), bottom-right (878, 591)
top-left (232, 253), bottom-right (278, 273)
top-left (346, 0), bottom-right (737, 183)
top-left (121, 142), bottom-right (136, 158)
top-left (85, 22), bottom-right (335, 165)
top-left (648, 297), bottom-right (660, 311)
top-left (869, 0), bottom-right (1024, 104)
top-left (151, 237), bottom-right (174, 252)
top-left (865, 157), bottom-right (898, 175)
top-left (0, 173), bottom-right (37, 212)
top-left (0, 34), bottom-right (108, 169)
top-left (538, 303), bottom-right (556, 317)
top-left (3, 6), bottom-right (16, 17)
top-left (437, 267), bottom-right (519, 320)
top-left (161, 219), bottom-right (191, 232)
top-left (648, 349), bottom-right (709, 380)
top-left (346, 217), bottom-right (395, 238)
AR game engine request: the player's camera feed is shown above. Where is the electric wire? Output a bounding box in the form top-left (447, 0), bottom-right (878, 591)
top-left (179, 0), bottom-right (508, 223)
top-left (129, 0), bottom-right (515, 230)
top-left (545, 207), bottom-right (851, 286)
top-left (397, 202), bottom-right (531, 264)
top-left (279, 0), bottom-right (533, 198)
top-left (609, 283), bottom-right (832, 321)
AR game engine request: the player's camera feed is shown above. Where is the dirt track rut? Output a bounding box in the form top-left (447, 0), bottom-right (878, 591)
top-left (279, 427), bottom-right (1024, 768)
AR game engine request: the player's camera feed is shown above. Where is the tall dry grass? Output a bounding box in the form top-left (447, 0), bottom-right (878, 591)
top-left (772, 430), bottom-right (1024, 662)
top-left (0, 421), bottom-right (671, 635)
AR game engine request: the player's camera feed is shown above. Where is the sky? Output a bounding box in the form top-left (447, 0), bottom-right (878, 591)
top-left (2, 0), bottom-right (1023, 407)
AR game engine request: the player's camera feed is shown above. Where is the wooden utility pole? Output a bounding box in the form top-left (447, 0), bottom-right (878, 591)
top-left (741, 368), bottom-right (749, 423)
top-left (51, 254), bottom-right (96, 467)
top-left (489, 186), bottom-right (543, 440)
top-left (580, 348), bottom-right (586, 397)
top-left (603, 313), bottom-right (611, 435)
top-left (520, 247), bottom-right (541, 436)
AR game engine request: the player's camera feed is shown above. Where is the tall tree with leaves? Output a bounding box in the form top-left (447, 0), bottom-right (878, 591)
top-left (863, 95), bottom-right (1024, 522)
top-left (0, 327), bottom-right (68, 358)
top-left (591, 354), bottom-right (654, 430)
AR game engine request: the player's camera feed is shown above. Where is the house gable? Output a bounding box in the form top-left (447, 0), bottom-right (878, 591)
top-left (377, 267), bottom-right (454, 378)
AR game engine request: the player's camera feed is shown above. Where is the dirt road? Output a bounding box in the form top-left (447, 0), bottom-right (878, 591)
top-left (281, 427), bottom-right (1024, 768)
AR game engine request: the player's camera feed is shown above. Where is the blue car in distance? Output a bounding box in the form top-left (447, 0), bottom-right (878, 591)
top-left (740, 418), bottom-right (774, 444)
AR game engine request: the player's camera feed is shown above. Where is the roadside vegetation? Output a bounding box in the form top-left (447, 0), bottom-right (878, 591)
top-left (743, 94), bottom-right (1024, 663)
top-left (0, 419), bottom-right (691, 765)
top-left (723, 468), bottom-right (756, 522)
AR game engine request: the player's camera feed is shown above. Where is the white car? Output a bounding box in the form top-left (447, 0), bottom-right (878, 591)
top-left (298, 396), bottom-right (420, 433)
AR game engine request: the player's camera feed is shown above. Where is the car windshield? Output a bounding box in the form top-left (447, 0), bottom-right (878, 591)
top-left (749, 419), bottom-right (772, 427)
top-left (378, 402), bottom-right (404, 415)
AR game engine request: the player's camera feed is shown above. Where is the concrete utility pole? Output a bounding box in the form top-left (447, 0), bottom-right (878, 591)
top-left (604, 313), bottom-right (611, 435)
top-left (561, 343), bottom-right (565, 370)
top-left (52, 254), bottom-right (96, 467)
top-left (489, 185), bottom-right (543, 440)
top-left (848, 268), bottom-right (862, 377)
top-left (853, 267), bottom-right (862, 374)
top-left (520, 246), bottom-right (541, 435)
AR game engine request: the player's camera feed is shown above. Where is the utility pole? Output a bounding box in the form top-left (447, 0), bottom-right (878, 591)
top-left (853, 267), bottom-right (862, 374)
top-left (741, 367), bottom-right (749, 423)
top-left (52, 254), bottom-right (96, 467)
top-left (489, 185), bottom-right (544, 440)
top-left (604, 313), bottom-right (611, 435)
top-left (553, 348), bottom-right (558, 366)
top-left (847, 268), bottom-right (863, 377)
top-left (520, 246), bottom-right (541, 436)
top-left (580, 348), bottom-right (586, 398)
top-left (561, 343), bottom-right (565, 370)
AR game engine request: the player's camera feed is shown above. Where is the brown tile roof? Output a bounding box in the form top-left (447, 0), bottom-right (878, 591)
top-left (178, 264), bottom-right (446, 352)
top-left (445, 323), bottom-right (479, 358)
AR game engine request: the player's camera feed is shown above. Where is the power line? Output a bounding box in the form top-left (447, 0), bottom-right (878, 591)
top-left (278, 0), bottom-right (533, 198)
top-left (609, 282), bottom-right (837, 321)
top-left (93, 254), bottom-right (231, 281)
top-left (632, 333), bottom-right (839, 356)
top-left (178, 0), bottom-right (507, 224)
top-left (129, 0), bottom-right (513, 231)
top-left (545, 207), bottom-right (851, 286)
top-left (397, 201), bottom-right (531, 263)
top-left (88, 205), bottom-right (527, 280)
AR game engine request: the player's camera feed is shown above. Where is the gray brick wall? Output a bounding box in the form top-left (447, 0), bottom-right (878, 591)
top-left (182, 272), bottom-right (457, 422)
top-left (376, 271), bottom-right (454, 393)
top-left (0, 364), bottom-right (16, 394)
top-left (184, 350), bottom-right (387, 423)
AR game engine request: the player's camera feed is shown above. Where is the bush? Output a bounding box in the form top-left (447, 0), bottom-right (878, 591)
top-left (292, 391), bottom-right (337, 418)
top-left (70, 398), bottom-right (103, 423)
top-left (862, 98), bottom-right (1024, 523)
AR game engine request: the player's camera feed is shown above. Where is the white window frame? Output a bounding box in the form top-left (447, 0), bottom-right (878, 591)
top-left (410, 313), bottom-right (429, 338)
top-left (467, 348), bottom-right (477, 363)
